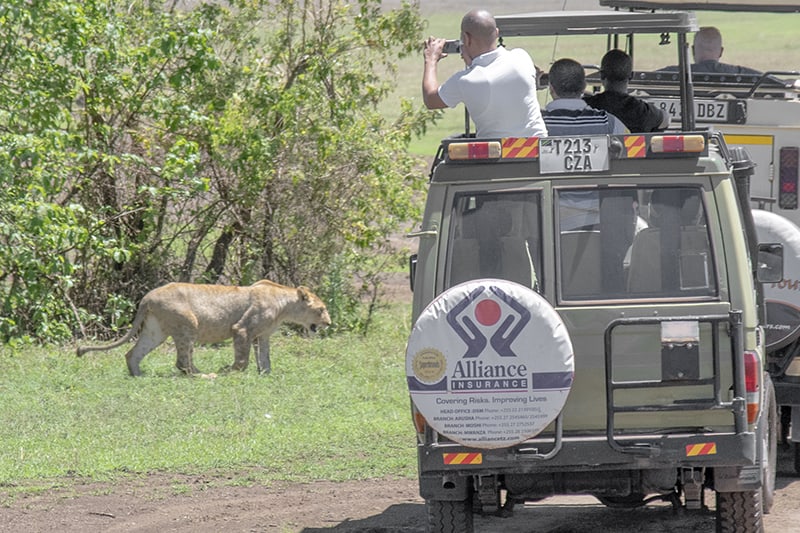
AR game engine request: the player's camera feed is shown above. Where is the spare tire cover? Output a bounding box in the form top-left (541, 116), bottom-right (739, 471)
top-left (753, 209), bottom-right (800, 349)
top-left (406, 279), bottom-right (574, 449)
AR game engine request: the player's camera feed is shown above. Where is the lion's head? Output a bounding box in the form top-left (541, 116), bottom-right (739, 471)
top-left (297, 286), bottom-right (332, 333)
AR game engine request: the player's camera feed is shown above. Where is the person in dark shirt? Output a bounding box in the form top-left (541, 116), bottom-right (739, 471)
top-left (660, 26), bottom-right (761, 75)
top-left (584, 49), bottom-right (669, 133)
top-left (542, 58), bottom-right (626, 136)
top-left (692, 26), bottom-right (761, 75)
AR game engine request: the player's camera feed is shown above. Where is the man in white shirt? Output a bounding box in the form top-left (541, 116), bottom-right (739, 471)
top-left (422, 9), bottom-right (548, 139)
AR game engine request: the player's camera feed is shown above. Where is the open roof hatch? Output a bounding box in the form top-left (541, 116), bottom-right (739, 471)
top-left (600, 0), bottom-right (800, 12)
top-left (494, 10), bottom-right (700, 129)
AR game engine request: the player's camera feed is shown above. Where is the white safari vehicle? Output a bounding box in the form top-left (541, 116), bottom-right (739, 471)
top-left (406, 9), bottom-right (783, 533)
top-left (604, 0), bottom-right (800, 477)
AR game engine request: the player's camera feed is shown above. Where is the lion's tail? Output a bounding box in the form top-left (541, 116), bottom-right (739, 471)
top-left (76, 300), bottom-right (149, 357)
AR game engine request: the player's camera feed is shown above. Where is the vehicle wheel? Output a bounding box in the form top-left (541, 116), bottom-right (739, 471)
top-left (427, 498), bottom-right (474, 533)
top-left (794, 442), bottom-right (800, 475)
top-left (761, 375), bottom-right (777, 513)
top-left (780, 405), bottom-right (791, 449)
top-left (595, 492), bottom-right (646, 508)
top-left (715, 490), bottom-right (763, 533)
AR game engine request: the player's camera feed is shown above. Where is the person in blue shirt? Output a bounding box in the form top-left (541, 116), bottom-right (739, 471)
top-left (542, 58), bottom-right (627, 136)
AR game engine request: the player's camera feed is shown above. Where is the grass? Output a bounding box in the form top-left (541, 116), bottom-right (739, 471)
top-left (0, 303), bottom-right (416, 498)
top-left (1, 3), bottom-right (798, 501)
top-left (389, 10), bottom-right (800, 156)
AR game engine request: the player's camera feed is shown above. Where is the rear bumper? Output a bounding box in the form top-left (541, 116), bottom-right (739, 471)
top-left (418, 431), bottom-right (756, 500)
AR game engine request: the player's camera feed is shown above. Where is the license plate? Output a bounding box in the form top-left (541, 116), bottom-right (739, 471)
top-left (648, 98), bottom-right (731, 123)
top-left (539, 136), bottom-right (609, 174)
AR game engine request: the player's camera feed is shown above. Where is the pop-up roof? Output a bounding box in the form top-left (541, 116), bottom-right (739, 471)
top-left (600, 0), bottom-right (800, 12)
top-left (494, 10), bottom-right (700, 129)
top-left (495, 10), bottom-right (698, 37)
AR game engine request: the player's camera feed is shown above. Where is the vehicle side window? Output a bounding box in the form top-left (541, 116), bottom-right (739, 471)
top-left (558, 186), bottom-right (716, 302)
top-left (447, 191), bottom-right (542, 292)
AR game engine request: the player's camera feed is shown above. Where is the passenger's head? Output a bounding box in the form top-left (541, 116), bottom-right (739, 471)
top-left (693, 26), bottom-right (724, 63)
top-left (548, 58), bottom-right (586, 99)
top-left (460, 9), bottom-right (498, 60)
top-left (600, 49), bottom-right (633, 83)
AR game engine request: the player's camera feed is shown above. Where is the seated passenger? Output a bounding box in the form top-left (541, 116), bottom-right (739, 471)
top-left (542, 58), bottom-right (627, 136)
top-left (660, 26), bottom-right (761, 75)
top-left (584, 50), bottom-right (669, 133)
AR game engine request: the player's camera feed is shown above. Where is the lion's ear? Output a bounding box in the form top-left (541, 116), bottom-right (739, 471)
top-left (297, 287), bottom-right (311, 301)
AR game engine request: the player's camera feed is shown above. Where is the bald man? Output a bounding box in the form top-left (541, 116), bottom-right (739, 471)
top-left (692, 26), bottom-right (760, 74)
top-left (422, 9), bottom-right (547, 138)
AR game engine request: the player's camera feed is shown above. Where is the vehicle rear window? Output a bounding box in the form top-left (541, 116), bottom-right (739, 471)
top-left (558, 186), bottom-right (717, 302)
top-left (446, 191), bottom-right (543, 292)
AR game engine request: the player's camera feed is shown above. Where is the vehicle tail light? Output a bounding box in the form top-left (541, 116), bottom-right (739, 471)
top-left (744, 350), bottom-right (760, 424)
top-left (448, 141), bottom-right (501, 160)
top-left (779, 146), bottom-right (799, 210)
top-left (650, 134), bottom-right (705, 153)
top-left (413, 409), bottom-right (427, 434)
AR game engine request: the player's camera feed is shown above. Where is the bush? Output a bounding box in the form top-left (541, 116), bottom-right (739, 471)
top-left (0, 0), bottom-right (431, 342)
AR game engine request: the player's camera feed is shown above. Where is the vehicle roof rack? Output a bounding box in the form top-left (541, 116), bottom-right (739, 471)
top-left (590, 70), bottom-right (800, 99)
top-left (495, 10), bottom-right (698, 37)
top-left (599, 0), bottom-right (800, 13)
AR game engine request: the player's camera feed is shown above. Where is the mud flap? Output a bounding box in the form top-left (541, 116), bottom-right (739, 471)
top-left (420, 474), bottom-right (471, 501)
top-left (714, 465), bottom-right (761, 492)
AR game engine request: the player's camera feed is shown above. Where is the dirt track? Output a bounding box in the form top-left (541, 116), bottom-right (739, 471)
top-left (1, 443), bottom-right (798, 532)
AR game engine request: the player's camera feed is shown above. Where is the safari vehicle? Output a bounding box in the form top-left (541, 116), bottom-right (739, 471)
top-left (602, 0), bottom-right (800, 476)
top-left (406, 10), bottom-right (783, 533)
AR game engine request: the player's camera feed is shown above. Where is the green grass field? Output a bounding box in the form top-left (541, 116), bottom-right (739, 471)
top-left (1, 4), bottom-right (798, 499)
top-left (0, 304), bottom-right (416, 499)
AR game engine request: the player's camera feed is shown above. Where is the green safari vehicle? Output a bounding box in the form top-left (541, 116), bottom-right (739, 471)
top-left (406, 9), bottom-right (783, 533)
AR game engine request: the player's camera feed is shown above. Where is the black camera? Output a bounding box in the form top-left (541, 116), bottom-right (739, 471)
top-left (443, 39), bottom-right (461, 54)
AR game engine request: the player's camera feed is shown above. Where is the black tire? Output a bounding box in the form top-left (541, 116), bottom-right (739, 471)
top-left (794, 442), bottom-right (800, 475)
top-left (427, 499), bottom-right (474, 533)
top-left (761, 375), bottom-right (777, 513)
top-left (715, 490), bottom-right (763, 533)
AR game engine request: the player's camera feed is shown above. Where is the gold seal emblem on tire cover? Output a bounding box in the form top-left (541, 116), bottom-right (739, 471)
top-left (412, 349), bottom-right (446, 384)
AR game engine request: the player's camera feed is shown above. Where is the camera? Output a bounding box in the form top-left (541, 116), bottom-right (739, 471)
top-left (537, 72), bottom-right (549, 88)
top-left (443, 39), bottom-right (461, 55)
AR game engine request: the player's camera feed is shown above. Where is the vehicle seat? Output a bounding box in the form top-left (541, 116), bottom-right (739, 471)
top-left (448, 206), bottom-right (536, 288)
top-left (560, 230), bottom-right (602, 297)
top-left (628, 190), bottom-right (713, 294)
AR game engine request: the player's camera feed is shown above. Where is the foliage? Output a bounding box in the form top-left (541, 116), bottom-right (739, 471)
top-left (0, 303), bottom-right (415, 490)
top-left (0, 0), bottom-right (430, 342)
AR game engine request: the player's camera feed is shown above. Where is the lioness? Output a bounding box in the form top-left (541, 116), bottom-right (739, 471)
top-left (77, 280), bottom-right (331, 376)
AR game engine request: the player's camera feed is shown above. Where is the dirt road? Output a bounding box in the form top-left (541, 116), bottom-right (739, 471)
top-left (2, 444), bottom-right (797, 532)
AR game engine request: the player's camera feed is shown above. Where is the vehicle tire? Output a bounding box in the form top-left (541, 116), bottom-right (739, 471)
top-left (715, 490), bottom-right (763, 533)
top-left (761, 375), bottom-right (777, 513)
top-left (427, 498), bottom-right (474, 533)
top-left (794, 442), bottom-right (800, 475)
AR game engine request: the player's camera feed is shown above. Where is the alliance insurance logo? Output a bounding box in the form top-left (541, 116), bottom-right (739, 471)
top-left (406, 279), bottom-right (575, 448)
top-left (445, 284), bottom-right (531, 392)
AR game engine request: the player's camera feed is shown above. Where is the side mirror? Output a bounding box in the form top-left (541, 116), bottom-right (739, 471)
top-left (757, 243), bottom-right (783, 283)
top-left (409, 254), bottom-right (418, 292)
